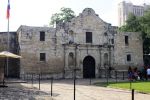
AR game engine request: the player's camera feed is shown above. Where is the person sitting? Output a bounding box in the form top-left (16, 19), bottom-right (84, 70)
top-left (137, 70), bottom-right (142, 80)
top-left (133, 67), bottom-right (139, 80)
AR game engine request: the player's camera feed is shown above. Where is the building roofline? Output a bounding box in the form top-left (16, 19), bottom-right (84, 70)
top-left (0, 31), bottom-right (16, 34)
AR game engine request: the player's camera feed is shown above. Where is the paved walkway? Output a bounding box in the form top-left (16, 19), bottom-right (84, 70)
top-left (0, 79), bottom-right (150, 100)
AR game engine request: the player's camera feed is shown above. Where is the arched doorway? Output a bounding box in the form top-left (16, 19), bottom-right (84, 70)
top-left (83, 56), bottom-right (95, 78)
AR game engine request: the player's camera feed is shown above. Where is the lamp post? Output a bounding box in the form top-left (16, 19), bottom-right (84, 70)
top-left (73, 43), bottom-right (80, 100)
top-left (74, 43), bottom-right (77, 100)
top-left (104, 64), bottom-right (109, 85)
top-left (73, 68), bottom-right (80, 100)
top-left (73, 68), bottom-right (76, 100)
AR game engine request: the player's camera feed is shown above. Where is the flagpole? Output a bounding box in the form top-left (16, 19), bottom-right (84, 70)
top-left (6, 0), bottom-right (10, 77)
top-left (6, 17), bottom-right (9, 77)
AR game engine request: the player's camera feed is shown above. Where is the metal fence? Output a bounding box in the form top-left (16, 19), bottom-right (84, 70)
top-left (2, 71), bottom-right (149, 100)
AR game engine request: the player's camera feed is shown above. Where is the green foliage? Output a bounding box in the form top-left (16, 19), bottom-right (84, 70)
top-left (50, 13), bottom-right (61, 25)
top-left (141, 9), bottom-right (150, 54)
top-left (140, 9), bottom-right (150, 38)
top-left (50, 7), bottom-right (76, 25)
top-left (119, 13), bottom-right (141, 32)
top-left (143, 37), bottom-right (150, 54)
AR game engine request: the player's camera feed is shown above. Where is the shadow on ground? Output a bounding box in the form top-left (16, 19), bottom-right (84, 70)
top-left (0, 83), bottom-right (55, 99)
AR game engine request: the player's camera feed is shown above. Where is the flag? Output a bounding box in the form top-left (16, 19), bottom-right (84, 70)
top-left (6, 0), bottom-right (10, 19)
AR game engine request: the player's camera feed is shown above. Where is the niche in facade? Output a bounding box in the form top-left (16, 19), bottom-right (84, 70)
top-left (104, 53), bottom-right (108, 65)
top-left (68, 52), bottom-right (74, 67)
top-left (104, 32), bottom-right (108, 36)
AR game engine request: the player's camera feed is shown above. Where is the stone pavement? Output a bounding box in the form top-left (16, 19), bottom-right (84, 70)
top-left (0, 78), bottom-right (150, 100)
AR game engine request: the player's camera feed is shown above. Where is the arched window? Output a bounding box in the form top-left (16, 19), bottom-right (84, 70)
top-left (68, 52), bottom-right (74, 66)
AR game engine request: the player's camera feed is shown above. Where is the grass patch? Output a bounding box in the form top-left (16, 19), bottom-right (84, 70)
top-left (94, 81), bottom-right (150, 93)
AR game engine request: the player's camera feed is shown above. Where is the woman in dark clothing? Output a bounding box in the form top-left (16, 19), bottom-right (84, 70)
top-left (142, 66), bottom-right (148, 80)
top-left (128, 66), bottom-right (133, 81)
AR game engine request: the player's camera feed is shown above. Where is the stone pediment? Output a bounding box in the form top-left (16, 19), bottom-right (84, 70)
top-left (70, 8), bottom-right (109, 30)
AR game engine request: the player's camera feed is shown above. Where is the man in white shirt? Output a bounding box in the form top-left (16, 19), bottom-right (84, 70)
top-left (147, 67), bottom-right (150, 79)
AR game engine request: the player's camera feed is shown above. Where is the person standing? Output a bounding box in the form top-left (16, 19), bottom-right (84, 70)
top-left (142, 66), bottom-right (148, 80)
top-left (147, 66), bottom-right (150, 80)
top-left (128, 66), bottom-right (133, 81)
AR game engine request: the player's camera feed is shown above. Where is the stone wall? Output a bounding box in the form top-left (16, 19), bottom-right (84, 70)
top-left (114, 32), bottom-right (143, 70)
top-left (18, 26), bottom-right (64, 75)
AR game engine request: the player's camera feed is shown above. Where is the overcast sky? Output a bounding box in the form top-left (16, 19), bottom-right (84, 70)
top-left (0, 0), bottom-right (149, 32)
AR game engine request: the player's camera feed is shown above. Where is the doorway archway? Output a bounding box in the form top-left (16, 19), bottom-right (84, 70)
top-left (83, 56), bottom-right (95, 78)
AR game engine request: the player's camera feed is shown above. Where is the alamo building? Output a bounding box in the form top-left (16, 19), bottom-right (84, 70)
top-left (0, 8), bottom-right (143, 78)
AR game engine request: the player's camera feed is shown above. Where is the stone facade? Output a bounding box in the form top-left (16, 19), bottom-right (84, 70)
top-left (17, 8), bottom-right (143, 78)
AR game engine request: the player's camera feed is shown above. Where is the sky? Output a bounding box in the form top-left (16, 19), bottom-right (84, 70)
top-left (0, 0), bottom-right (150, 32)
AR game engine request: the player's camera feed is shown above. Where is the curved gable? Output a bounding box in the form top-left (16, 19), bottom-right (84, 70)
top-left (70, 8), bottom-right (109, 31)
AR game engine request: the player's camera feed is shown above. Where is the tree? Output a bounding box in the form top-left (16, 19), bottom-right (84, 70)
top-left (140, 9), bottom-right (150, 38)
top-left (50, 7), bottom-right (76, 25)
top-left (140, 9), bottom-right (150, 54)
top-left (119, 9), bottom-right (150, 54)
top-left (119, 13), bottom-right (141, 32)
